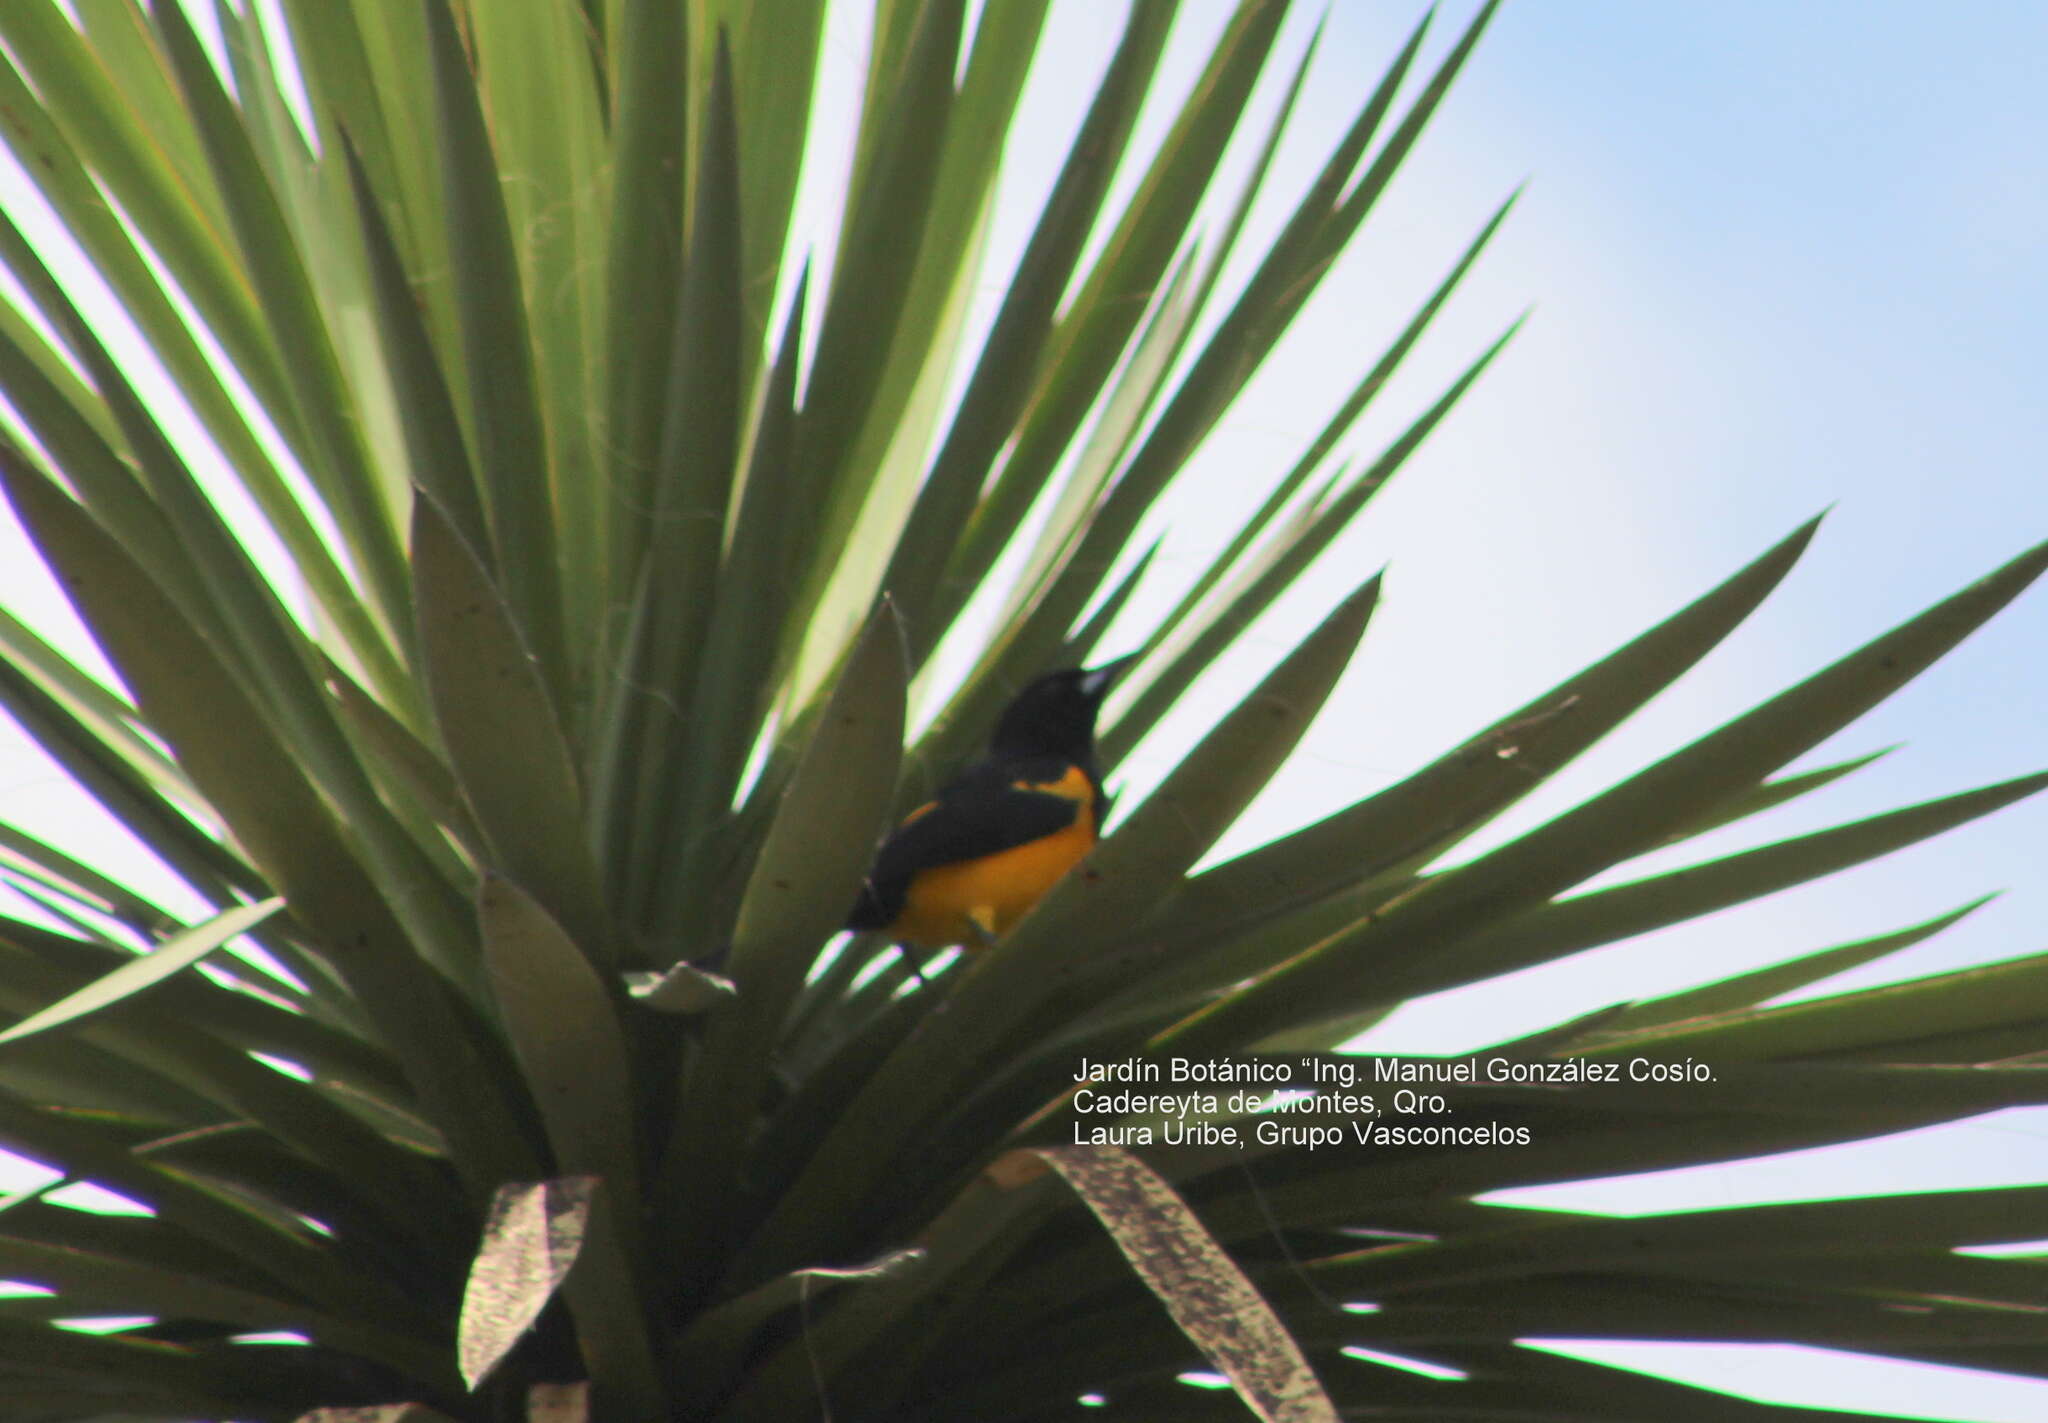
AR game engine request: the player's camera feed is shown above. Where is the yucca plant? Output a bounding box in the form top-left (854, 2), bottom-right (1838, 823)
top-left (0, 1), bottom-right (2043, 1420)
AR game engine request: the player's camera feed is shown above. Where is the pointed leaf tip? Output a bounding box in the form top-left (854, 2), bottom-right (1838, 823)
top-left (0, 898), bottom-right (285, 1047)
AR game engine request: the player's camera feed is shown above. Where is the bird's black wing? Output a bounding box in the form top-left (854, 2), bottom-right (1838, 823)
top-left (846, 755), bottom-right (1086, 930)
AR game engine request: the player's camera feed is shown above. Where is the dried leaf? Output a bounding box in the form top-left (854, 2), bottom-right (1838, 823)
top-left (457, 1177), bottom-right (596, 1390)
top-left (1034, 1144), bottom-right (1336, 1423)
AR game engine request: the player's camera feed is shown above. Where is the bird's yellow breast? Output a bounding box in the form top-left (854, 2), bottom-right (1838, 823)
top-left (889, 765), bottom-right (1097, 950)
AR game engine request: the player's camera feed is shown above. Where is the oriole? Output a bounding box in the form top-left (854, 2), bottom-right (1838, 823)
top-left (846, 657), bottom-right (1133, 951)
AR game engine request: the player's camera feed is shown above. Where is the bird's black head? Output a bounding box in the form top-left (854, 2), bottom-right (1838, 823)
top-left (987, 655), bottom-right (1136, 762)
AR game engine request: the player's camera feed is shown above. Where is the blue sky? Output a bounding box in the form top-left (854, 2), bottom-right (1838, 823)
top-left (1234, 2), bottom-right (2048, 1057)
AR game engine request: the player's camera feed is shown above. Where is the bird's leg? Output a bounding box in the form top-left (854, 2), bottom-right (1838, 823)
top-left (893, 940), bottom-right (933, 988)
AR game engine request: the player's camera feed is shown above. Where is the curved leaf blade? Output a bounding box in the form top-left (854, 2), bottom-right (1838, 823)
top-left (421, 0), bottom-right (566, 697)
top-left (0, 898), bottom-right (282, 1046)
top-left (657, 602), bottom-right (908, 1280)
top-left (479, 876), bottom-right (639, 1206)
top-left (413, 494), bottom-right (609, 962)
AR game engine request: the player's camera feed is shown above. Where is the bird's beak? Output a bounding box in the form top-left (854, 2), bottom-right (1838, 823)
top-left (1078, 653), bottom-right (1139, 699)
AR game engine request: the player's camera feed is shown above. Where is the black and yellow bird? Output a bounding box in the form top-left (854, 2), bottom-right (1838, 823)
top-left (846, 656), bottom-right (1134, 953)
